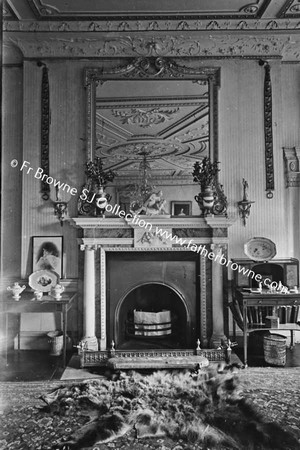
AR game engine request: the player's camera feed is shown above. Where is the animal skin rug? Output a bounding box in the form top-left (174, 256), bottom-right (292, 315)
top-left (39, 367), bottom-right (299, 450)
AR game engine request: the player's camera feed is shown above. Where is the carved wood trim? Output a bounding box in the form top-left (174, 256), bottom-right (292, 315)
top-left (262, 61), bottom-right (275, 198)
top-left (40, 65), bottom-right (50, 200)
top-left (84, 58), bottom-right (220, 84)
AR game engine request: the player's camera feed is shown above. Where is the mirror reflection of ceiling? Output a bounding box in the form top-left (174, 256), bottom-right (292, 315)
top-left (95, 80), bottom-right (208, 178)
top-left (5, 0), bottom-right (300, 20)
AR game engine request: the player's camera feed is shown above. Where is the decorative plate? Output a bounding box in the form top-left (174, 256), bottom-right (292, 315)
top-left (28, 270), bottom-right (60, 293)
top-left (244, 237), bottom-right (276, 262)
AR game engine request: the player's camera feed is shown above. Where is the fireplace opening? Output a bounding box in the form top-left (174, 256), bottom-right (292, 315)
top-left (115, 282), bottom-right (190, 350)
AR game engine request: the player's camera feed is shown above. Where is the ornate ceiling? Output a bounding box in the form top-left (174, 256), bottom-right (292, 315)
top-left (3, 0), bottom-right (300, 182)
top-left (4, 0), bottom-right (300, 20)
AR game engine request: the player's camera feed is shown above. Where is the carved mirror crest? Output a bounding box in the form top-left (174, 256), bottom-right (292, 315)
top-left (84, 57), bottom-right (220, 183)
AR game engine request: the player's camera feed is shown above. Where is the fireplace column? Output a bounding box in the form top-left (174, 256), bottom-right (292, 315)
top-left (80, 244), bottom-right (98, 350)
top-left (210, 243), bottom-right (227, 348)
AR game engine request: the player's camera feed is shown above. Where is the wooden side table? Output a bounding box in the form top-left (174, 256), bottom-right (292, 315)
top-left (235, 289), bottom-right (300, 367)
top-left (1, 292), bottom-right (76, 368)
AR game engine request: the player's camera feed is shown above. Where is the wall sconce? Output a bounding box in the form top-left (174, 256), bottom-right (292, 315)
top-left (237, 178), bottom-right (255, 226)
top-left (53, 186), bottom-right (69, 226)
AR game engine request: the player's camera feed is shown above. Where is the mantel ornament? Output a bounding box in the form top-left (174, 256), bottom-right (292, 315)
top-left (51, 284), bottom-right (65, 300)
top-left (193, 157), bottom-right (227, 217)
top-left (78, 157), bottom-right (115, 217)
top-left (53, 186), bottom-right (69, 226)
top-left (7, 282), bottom-right (26, 301)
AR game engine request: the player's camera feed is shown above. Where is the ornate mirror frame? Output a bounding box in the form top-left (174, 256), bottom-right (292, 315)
top-left (84, 57), bottom-right (220, 169)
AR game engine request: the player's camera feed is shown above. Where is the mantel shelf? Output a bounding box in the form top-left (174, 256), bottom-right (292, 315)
top-left (69, 216), bottom-right (235, 230)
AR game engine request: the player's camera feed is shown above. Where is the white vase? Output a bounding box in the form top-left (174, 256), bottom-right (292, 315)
top-left (51, 284), bottom-right (65, 300)
top-left (7, 282), bottom-right (26, 301)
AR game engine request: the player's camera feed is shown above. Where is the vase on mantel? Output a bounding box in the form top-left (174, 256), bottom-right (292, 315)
top-left (195, 185), bottom-right (215, 216)
top-left (94, 186), bottom-right (109, 217)
top-left (192, 157), bottom-right (220, 217)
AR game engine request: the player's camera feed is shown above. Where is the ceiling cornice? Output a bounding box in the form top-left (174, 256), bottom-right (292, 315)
top-left (4, 18), bottom-right (300, 33)
top-left (6, 32), bottom-right (300, 62)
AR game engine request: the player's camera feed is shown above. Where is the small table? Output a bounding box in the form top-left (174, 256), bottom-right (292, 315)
top-left (1, 292), bottom-right (76, 368)
top-left (235, 289), bottom-right (300, 367)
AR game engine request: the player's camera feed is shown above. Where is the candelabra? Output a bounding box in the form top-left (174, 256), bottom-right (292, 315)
top-left (237, 178), bottom-right (255, 226)
top-left (53, 186), bottom-right (69, 226)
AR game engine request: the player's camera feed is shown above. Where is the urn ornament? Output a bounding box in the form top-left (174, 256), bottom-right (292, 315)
top-left (193, 157), bottom-right (220, 216)
top-left (51, 284), bottom-right (65, 300)
top-left (7, 282), bottom-right (26, 301)
top-left (78, 157), bottom-right (114, 217)
top-left (195, 186), bottom-right (215, 216)
top-left (95, 186), bottom-right (108, 217)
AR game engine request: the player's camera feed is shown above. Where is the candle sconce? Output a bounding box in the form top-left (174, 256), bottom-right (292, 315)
top-left (237, 178), bottom-right (255, 226)
top-left (53, 186), bottom-right (69, 226)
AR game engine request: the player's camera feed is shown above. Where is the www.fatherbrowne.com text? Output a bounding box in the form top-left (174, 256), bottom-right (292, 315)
top-left (103, 202), bottom-right (288, 294)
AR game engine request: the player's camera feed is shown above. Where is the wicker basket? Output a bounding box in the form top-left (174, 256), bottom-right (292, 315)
top-left (263, 334), bottom-right (287, 366)
top-left (249, 330), bottom-right (271, 356)
top-left (47, 331), bottom-right (63, 356)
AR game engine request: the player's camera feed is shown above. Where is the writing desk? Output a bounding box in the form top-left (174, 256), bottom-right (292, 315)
top-left (235, 289), bottom-right (300, 367)
top-left (1, 292), bottom-right (76, 368)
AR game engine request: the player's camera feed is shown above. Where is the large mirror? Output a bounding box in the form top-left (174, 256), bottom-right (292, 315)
top-left (84, 57), bottom-right (220, 184)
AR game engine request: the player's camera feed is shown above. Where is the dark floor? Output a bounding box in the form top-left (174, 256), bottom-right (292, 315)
top-left (0, 350), bottom-right (72, 382)
top-left (235, 343), bottom-right (300, 367)
top-left (1, 344), bottom-right (300, 382)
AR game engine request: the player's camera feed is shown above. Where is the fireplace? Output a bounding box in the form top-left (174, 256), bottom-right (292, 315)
top-left (71, 216), bottom-right (233, 366)
top-left (106, 251), bottom-right (198, 349)
top-left (116, 282), bottom-right (189, 349)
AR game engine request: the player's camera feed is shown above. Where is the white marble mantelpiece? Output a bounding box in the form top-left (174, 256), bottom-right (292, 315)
top-left (71, 216), bottom-right (234, 230)
top-left (71, 215), bottom-right (234, 350)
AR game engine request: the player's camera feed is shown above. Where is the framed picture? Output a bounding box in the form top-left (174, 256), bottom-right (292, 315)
top-left (171, 201), bottom-right (192, 217)
top-left (32, 236), bottom-right (63, 278)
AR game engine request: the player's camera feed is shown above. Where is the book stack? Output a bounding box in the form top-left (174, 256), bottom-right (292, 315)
top-left (247, 305), bottom-right (300, 327)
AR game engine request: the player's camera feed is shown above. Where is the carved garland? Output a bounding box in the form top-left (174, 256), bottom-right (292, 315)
top-left (40, 64), bottom-right (50, 200)
top-left (262, 61), bottom-right (275, 198)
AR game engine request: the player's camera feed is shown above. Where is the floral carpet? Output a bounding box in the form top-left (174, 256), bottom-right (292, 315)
top-left (0, 367), bottom-right (299, 450)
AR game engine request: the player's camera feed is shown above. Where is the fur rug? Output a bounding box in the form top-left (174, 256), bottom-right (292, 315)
top-left (37, 367), bottom-right (299, 450)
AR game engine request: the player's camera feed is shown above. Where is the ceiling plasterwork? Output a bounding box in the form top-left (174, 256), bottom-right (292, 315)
top-left (110, 107), bottom-right (180, 128)
top-left (9, 34), bottom-right (300, 61)
top-left (4, 18), bottom-right (300, 33)
top-left (12, 0), bottom-right (274, 20)
top-left (278, 0), bottom-right (300, 18)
